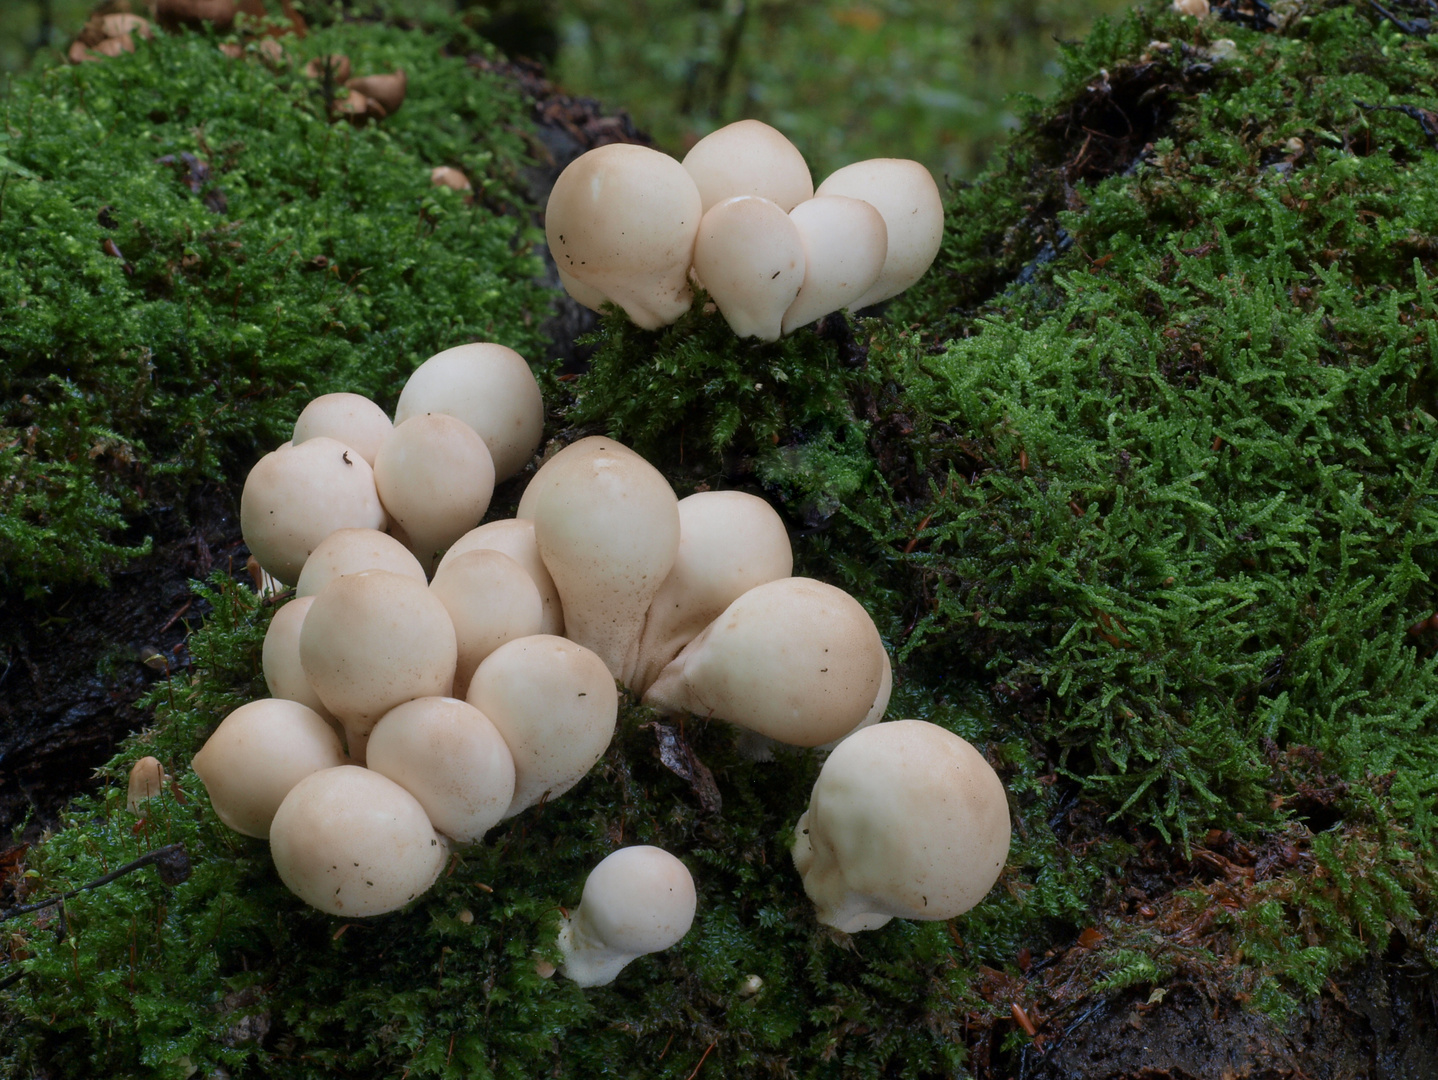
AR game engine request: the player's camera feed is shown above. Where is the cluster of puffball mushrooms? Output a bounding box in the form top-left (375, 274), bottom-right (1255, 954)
top-left (188, 353), bottom-right (1006, 985)
top-left (546, 120), bottom-right (945, 340)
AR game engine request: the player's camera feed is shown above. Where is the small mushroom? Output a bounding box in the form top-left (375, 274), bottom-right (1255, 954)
top-left (643, 577), bottom-right (886, 746)
top-left (437, 518), bottom-right (564, 637)
top-left (191, 699), bottom-right (347, 838)
top-left (393, 343), bottom-right (544, 483)
top-left (545, 144), bottom-right (703, 329)
top-left (813, 159), bottom-right (944, 310)
top-left (631, 490), bottom-right (793, 694)
top-left (466, 634), bottom-right (618, 817)
top-left (299, 570), bottom-right (458, 761)
top-left (691, 196), bottom-right (805, 342)
top-left (304, 53), bottom-right (351, 82)
top-left (294, 527), bottom-right (427, 599)
top-left (240, 437), bottom-right (388, 586)
top-left (681, 119), bottom-right (814, 213)
top-left (791, 719), bottom-right (1010, 932)
top-left (429, 549), bottom-right (544, 698)
top-left (347, 70), bottom-right (406, 116)
top-left (522, 437), bottom-right (680, 681)
top-left (269, 765), bottom-right (447, 915)
top-left (556, 846), bottom-right (696, 987)
top-left (292, 392), bottom-right (393, 467)
top-left (365, 697), bottom-right (516, 843)
top-left (781, 195), bottom-right (887, 335)
top-left (430, 166), bottom-right (472, 192)
top-left (1173, 0), bottom-right (1210, 16)
top-left (98, 13), bottom-right (153, 39)
top-left (373, 413), bottom-right (495, 575)
top-left (127, 757), bottom-right (166, 813)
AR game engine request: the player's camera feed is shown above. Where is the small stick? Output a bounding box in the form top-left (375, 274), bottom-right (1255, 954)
top-left (0, 843), bottom-right (191, 924)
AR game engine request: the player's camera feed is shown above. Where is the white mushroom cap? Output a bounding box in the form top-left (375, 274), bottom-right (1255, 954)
top-left (642, 577), bottom-right (885, 747)
top-left (815, 648), bottom-right (891, 752)
top-left (373, 413), bottom-right (495, 575)
top-left (523, 437), bottom-right (680, 682)
top-left (781, 195), bottom-right (888, 335)
top-left (545, 144), bottom-right (702, 330)
top-left (294, 527), bottom-right (427, 599)
top-left (393, 343), bottom-right (545, 482)
top-left (466, 634), bottom-right (618, 817)
top-left (298, 570), bottom-right (458, 760)
top-left (269, 765), bottom-right (448, 916)
top-left (813, 159), bottom-right (944, 309)
top-left (556, 265), bottom-right (610, 314)
top-left (291, 392), bottom-right (393, 467)
top-left (557, 845), bottom-right (696, 987)
top-left (429, 549), bottom-right (544, 698)
top-left (681, 119), bottom-right (814, 213)
top-left (437, 519), bottom-right (564, 637)
top-left (240, 437), bottom-right (388, 586)
top-left (191, 698), bottom-right (346, 838)
top-left (261, 595), bottom-right (340, 731)
top-left (127, 756), bottom-right (166, 813)
top-left (631, 490), bottom-right (793, 694)
top-left (791, 719), bottom-right (1010, 932)
top-left (365, 697), bottom-right (516, 843)
top-left (691, 196), bottom-right (805, 342)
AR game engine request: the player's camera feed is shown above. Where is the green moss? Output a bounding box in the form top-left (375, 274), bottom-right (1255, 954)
top-left (0, 17), bottom-right (548, 596)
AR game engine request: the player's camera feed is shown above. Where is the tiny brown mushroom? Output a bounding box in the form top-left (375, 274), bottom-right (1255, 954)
top-left (347, 71), bottom-right (406, 117)
top-left (431, 166), bottom-right (473, 192)
top-left (304, 54), bottom-right (352, 82)
top-left (127, 757), bottom-right (166, 813)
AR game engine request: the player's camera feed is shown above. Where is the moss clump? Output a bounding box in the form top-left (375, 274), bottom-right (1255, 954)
top-left (6, 0), bottom-right (1438, 1075)
top-left (0, 17), bottom-right (547, 597)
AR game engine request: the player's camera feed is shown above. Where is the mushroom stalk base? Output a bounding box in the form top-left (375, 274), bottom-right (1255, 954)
top-left (556, 917), bottom-right (643, 988)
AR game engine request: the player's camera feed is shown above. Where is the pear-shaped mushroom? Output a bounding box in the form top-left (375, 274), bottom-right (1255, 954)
top-left (294, 527), bottom-right (427, 598)
top-left (299, 570), bottom-right (458, 761)
top-left (346, 70), bottom-right (406, 116)
top-left (692, 196), bottom-right (805, 342)
top-left (781, 196), bottom-right (888, 334)
top-left (466, 635), bottom-right (618, 817)
top-left (523, 437), bottom-right (680, 681)
top-left (813, 159), bottom-right (944, 310)
top-left (240, 438), bottom-right (388, 586)
top-left (127, 757), bottom-right (166, 813)
top-left (682, 119), bottom-right (814, 213)
top-left (292, 393), bottom-right (393, 467)
top-left (269, 765), bottom-right (447, 915)
top-left (792, 719), bottom-right (1010, 932)
top-left (546, 144), bottom-right (703, 329)
top-left (191, 699), bottom-right (347, 838)
top-left (631, 491), bottom-right (793, 694)
top-left (393, 343), bottom-right (544, 482)
top-left (437, 518), bottom-right (564, 637)
top-left (373, 413), bottom-right (495, 575)
top-left (365, 697), bottom-right (516, 843)
top-left (261, 595), bottom-right (339, 731)
top-left (643, 577), bottom-right (885, 746)
top-left (557, 846), bottom-right (696, 987)
top-left (429, 549), bottom-right (544, 698)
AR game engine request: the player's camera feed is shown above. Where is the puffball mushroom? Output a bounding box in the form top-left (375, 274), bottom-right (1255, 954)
top-left (261, 595), bottom-right (339, 729)
top-left (682, 119), bottom-right (814, 213)
top-left (631, 490), bottom-right (794, 695)
top-left (299, 570), bottom-right (458, 762)
top-left (556, 265), bottom-right (611, 314)
top-left (429, 549), bottom-right (544, 697)
top-left (393, 343), bottom-right (544, 482)
top-left (240, 437), bottom-right (388, 586)
top-left (373, 413), bottom-right (495, 575)
top-left (546, 144), bottom-right (703, 329)
top-left (791, 719), bottom-right (1011, 933)
top-left (438, 519), bottom-right (564, 637)
top-left (643, 577), bottom-right (885, 747)
top-left (466, 635), bottom-right (618, 817)
top-left (781, 196), bottom-right (888, 335)
top-left (294, 527), bottom-right (427, 599)
top-left (292, 392), bottom-right (393, 467)
top-left (691, 196), bottom-right (805, 342)
top-left (127, 757), bottom-right (166, 813)
top-left (270, 765), bottom-right (447, 916)
top-left (346, 70), bottom-right (407, 117)
top-left (365, 697), bottom-right (516, 843)
top-left (556, 846), bottom-right (697, 987)
top-left (523, 437), bottom-right (680, 681)
top-left (191, 699), bottom-right (346, 838)
top-left (813, 159), bottom-right (944, 310)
